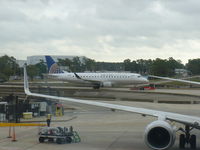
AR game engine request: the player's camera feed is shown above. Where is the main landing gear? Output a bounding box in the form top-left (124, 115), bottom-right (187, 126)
top-left (179, 125), bottom-right (196, 149)
top-left (93, 84), bottom-right (100, 89)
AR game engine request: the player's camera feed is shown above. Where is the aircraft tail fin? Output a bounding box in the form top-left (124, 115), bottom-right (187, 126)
top-left (45, 56), bottom-right (64, 74)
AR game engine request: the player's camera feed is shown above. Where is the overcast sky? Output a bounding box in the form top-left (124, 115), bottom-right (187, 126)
top-left (0, 0), bottom-right (200, 63)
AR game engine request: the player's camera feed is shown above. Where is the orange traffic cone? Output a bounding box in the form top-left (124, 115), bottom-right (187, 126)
top-left (12, 126), bottom-right (17, 142)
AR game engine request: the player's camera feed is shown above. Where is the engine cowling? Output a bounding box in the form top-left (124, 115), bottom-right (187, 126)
top-left (102, 82), bottom-right (112, 87)
top-left (144, 120), bottom-right (176, 150)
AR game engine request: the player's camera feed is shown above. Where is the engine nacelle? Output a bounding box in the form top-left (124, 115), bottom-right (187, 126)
top-left (144, 120), bottom-right (176, 150)
top-left (102, 82), bottom-right (112, 87)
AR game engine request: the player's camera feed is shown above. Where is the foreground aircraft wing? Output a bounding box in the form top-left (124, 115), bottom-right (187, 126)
top-left (149, 75), bottom-right (200, 85)
top-left (24, 66), bottom-right (200, 129)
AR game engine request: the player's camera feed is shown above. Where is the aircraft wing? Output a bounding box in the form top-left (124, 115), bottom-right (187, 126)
top-left (24, 66), bottom-right (200, 129)
top-left (149, 75), bottom-right (200, 85)
top-left (74, 72), bottom-right (102, 84)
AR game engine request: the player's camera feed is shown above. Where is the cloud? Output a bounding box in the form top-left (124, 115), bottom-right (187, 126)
top-left (0, 0), bottom-right (199, 63)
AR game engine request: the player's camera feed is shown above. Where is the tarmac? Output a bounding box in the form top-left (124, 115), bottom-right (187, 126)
top-left (1, 100), bottom-right (200, 150)
top-left (1, 82), bottom-right (200, 104)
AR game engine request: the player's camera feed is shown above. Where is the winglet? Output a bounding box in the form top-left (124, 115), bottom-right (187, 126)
top-left (23, 64), bottom-right (31, 95)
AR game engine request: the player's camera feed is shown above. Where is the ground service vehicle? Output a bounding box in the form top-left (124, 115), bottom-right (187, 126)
top-left (38, 126), bottom-right (81, 144)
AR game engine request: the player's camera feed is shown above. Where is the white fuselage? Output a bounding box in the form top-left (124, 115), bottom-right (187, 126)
top-left (48, 72), bottom-right (149, 86)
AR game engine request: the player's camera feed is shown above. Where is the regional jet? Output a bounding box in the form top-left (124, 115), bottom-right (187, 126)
top-left (24, 65), bottom-right (200, 150)
top-left (45, 56), bottom-right (148, 89)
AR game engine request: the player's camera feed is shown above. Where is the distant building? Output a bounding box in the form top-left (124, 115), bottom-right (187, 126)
top-left (175, 69), bottom-right (191, 77)
top-left (27, 55), bottom-right (86, 65)
top-left (60, 66), bottom-right (70, 72)
top-left (16, 55), bottom-right (87, 68)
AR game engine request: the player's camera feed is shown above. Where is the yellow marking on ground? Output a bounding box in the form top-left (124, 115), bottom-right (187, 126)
top-left (0, 123), bottom-right (46, 127)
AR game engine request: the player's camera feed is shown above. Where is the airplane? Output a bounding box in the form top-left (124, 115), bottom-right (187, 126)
top-left (24, 65), bottom-right (200, 150)
top-left (45, 56), bottom-right (149, 89)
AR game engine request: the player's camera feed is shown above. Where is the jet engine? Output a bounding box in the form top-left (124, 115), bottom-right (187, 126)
top-left (144, 120), bottom-right (176, 150)
top-left (102, 82), bottom-right (112, 87)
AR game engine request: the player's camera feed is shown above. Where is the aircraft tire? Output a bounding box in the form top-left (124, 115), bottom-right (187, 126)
top-left (190, 135), bottom-right (196, 149)
top-left (179, 134), bottom-right (185, 149)
top-left (66, 137), bottom-right (72, 143)
top-left (93, 85), bottom-right (100, 89)
top-left (39, 137), bottom-right (45, 143)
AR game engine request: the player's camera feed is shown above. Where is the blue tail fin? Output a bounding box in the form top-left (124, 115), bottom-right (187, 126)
top-left (45, 56), bottom-right (64, 74)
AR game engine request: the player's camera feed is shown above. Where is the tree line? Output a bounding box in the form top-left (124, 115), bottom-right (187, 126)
top-left (0, 55), bottom-right (200, 81)
top-left (0, 55), bottom-right (21, 82)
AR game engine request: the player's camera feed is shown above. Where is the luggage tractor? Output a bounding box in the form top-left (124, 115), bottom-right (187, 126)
top-left (38, 126), bottom-right (81, 144)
